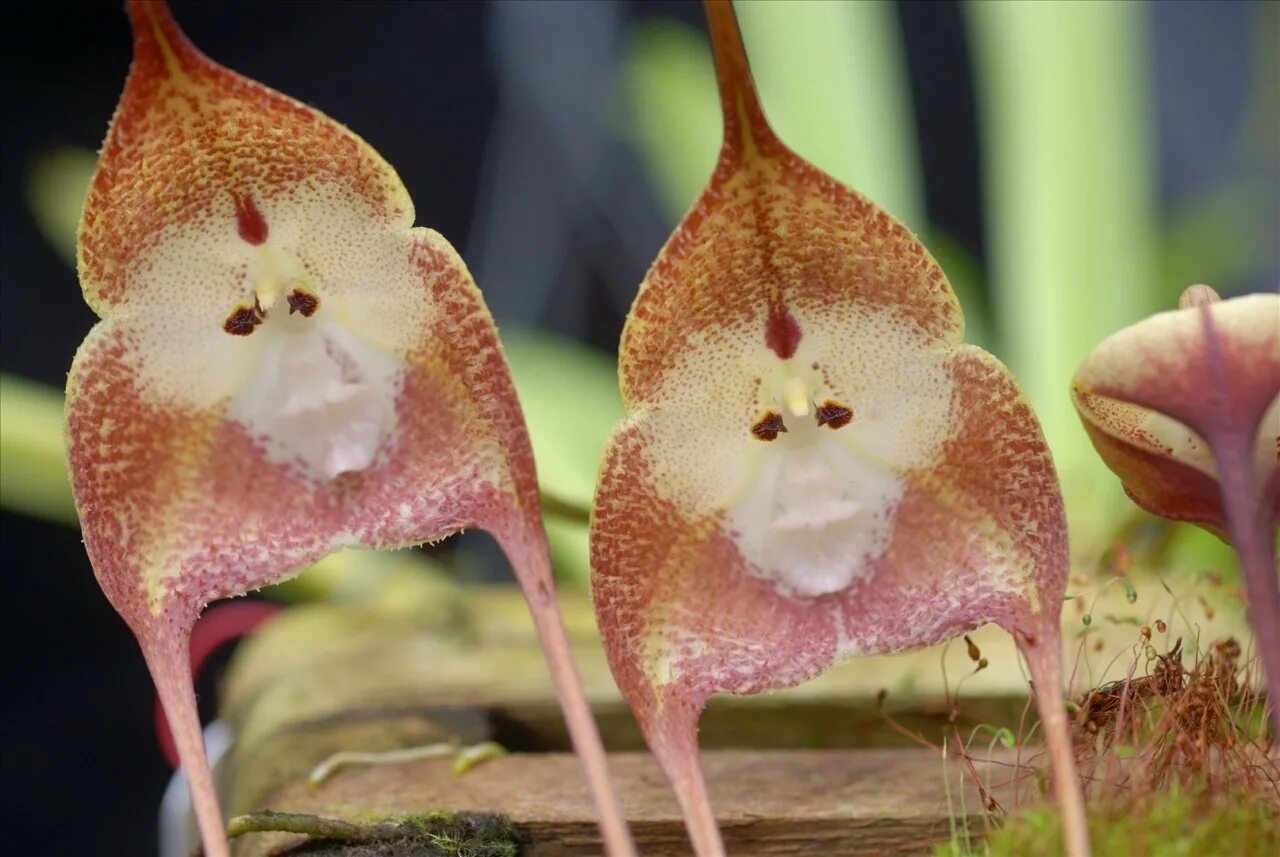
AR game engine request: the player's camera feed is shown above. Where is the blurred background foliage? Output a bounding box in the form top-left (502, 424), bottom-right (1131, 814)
top-left (0, 1), bottom-right (1273, 852)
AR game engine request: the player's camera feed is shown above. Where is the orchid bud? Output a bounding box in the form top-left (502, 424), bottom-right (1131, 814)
top-left (1073, 284), bottom-right (1279, 736)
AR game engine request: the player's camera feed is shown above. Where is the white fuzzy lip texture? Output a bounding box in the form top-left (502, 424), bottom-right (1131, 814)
top-left (228, 305), bottom-right (401, 482)
top-left (728, 397), bottom-right (904, 599)
top-left (640, 305), bottom-right (954, 604)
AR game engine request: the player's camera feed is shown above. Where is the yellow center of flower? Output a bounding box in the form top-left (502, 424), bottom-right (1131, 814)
top-left (782, 376), bottom-right (810, 419)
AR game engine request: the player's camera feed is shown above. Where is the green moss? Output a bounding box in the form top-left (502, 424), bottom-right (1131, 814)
top-left (935, 788), bottom-right (1280, 856)
top-left (230, 810), bottom-right (518, 857)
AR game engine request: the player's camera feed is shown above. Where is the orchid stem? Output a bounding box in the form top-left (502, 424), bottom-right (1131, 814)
top-left (675, 763), bottom-right (725, 857)
top-left (1211, 433), bottom-right (1280, 741)
top-left (653, 706), bottom-right (726, 857)
top-left (499, 533), bottom-right (637, 857)
top-left (145, 636), bottom-right (231, 857)
top-left (1019, 631), bottom-right (1090, 857)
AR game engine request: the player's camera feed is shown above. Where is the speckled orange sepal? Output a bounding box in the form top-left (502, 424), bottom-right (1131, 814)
top-left (591, 3), bottom-right (1076, 854)
top-left (68, 5), bottom-right (630, 856)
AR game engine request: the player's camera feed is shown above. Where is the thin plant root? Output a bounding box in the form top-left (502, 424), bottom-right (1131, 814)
top-left (308, 739), bottom-right (508, 787)
top-left (454, 741), bottom-right (508, 776)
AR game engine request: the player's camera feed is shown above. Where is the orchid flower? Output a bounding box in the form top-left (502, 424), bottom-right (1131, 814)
top-left (1073, 284), bottom-right (1279, 736)
top-left (66, 5), bottom-right (632, 856)
top-left (590, 3), bottom-right (1089, 855)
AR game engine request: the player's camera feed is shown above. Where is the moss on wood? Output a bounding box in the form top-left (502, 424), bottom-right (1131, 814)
top-left (229, 810), bottom-right (519, 857)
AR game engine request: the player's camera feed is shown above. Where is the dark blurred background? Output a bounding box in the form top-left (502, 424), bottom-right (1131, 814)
top-left (1, 1), bottom-right (1274, 854)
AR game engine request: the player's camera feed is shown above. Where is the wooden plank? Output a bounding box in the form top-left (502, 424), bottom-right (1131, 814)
top-left (226, 579), bottom-right (1249, 716)
top-left (223, 574), bottom-right (1247, 754)
top-left (218, 597), bottom-right (1033, 815)
top-left (218, 570), bottom-right (1247, 853)
top-left (488, 694), bottom-right (1031, 754)
top-left (231, 748), bottom-right (1015, 857)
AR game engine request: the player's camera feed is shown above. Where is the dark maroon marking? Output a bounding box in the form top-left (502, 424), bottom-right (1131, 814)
top-left (815, 400), bottom-right (853, 430)
top-left (287, 288), bottom-right (319, 317)
top-left (751, 410), bottom-right (787, 441)
top-left (232, 192), bottom-right (268, 245)
top-left (765, 302), bottom-right (801, 359)
top-left (224, 297), bottom-right (265, 336)
top-left (224, 306), bottom-right (261, 335)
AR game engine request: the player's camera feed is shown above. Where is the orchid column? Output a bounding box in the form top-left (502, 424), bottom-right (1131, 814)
top-left (592, 2), bottom-right (1089, 855)
top-left (66, 4), bottom-right (633, 857)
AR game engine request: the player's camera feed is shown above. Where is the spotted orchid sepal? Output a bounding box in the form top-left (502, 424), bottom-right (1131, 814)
top-left (66, 4), bottom-right (633, 857)
top-left (590, 2), bottom-right (1087, 855)
top-left (1072, 284), bottom-right (1280, 737)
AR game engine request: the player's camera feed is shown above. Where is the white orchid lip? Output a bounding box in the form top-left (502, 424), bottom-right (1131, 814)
top-left (224, 252), bottom-right (402, 482)
top-left (634, 307), bottom-right (954, 601)
top-left (732, 382), bottom-right (902, 598)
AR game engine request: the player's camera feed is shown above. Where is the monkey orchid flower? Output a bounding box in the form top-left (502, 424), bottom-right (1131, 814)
top-left (1073, 284), bottom-right (1279, 736)
top-left (590, 2), bottom-right (1088, 855)
top-left (66, 5), bottom-right (632, 857)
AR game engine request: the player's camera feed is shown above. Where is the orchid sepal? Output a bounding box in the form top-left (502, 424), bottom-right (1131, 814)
top-left (67, 4), bottom-right (632, 856)
top-left (591, 2), bottom-right (1087, 855)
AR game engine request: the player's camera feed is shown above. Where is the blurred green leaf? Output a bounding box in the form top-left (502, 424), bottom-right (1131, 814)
top-left (26, 145), bottom-right (96, 268)
top-left (503, 330), bottom-right (621, 588)
top-left (619, 19), bottom-right (721, 221)
top-left (1160, 524), bottom-right (1240, 583)
top-left (502, 329), bottom-right (622, 513)
top-left (544, 512), bottom-right (591, 588)
top-left (965, 1), bottom-right (1161, 557)
top-left (622, 1), bottom-right (924, 231)
top-left (1159, 182), bottom-right (1276, 301)
top-left (0, 373), bottom-right (74, 524)
top-left (268, 548), bottom-right (463, 622)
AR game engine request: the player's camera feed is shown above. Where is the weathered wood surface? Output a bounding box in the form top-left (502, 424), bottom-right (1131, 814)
top-left (232, 748), bottom-right (1016, 856)
top-left (218, 585), bottom-right (1042, 816)
top-left (224, 579), bottom-right (1247, 745)
top-left (219, 572), bottom-right (1247, 855)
